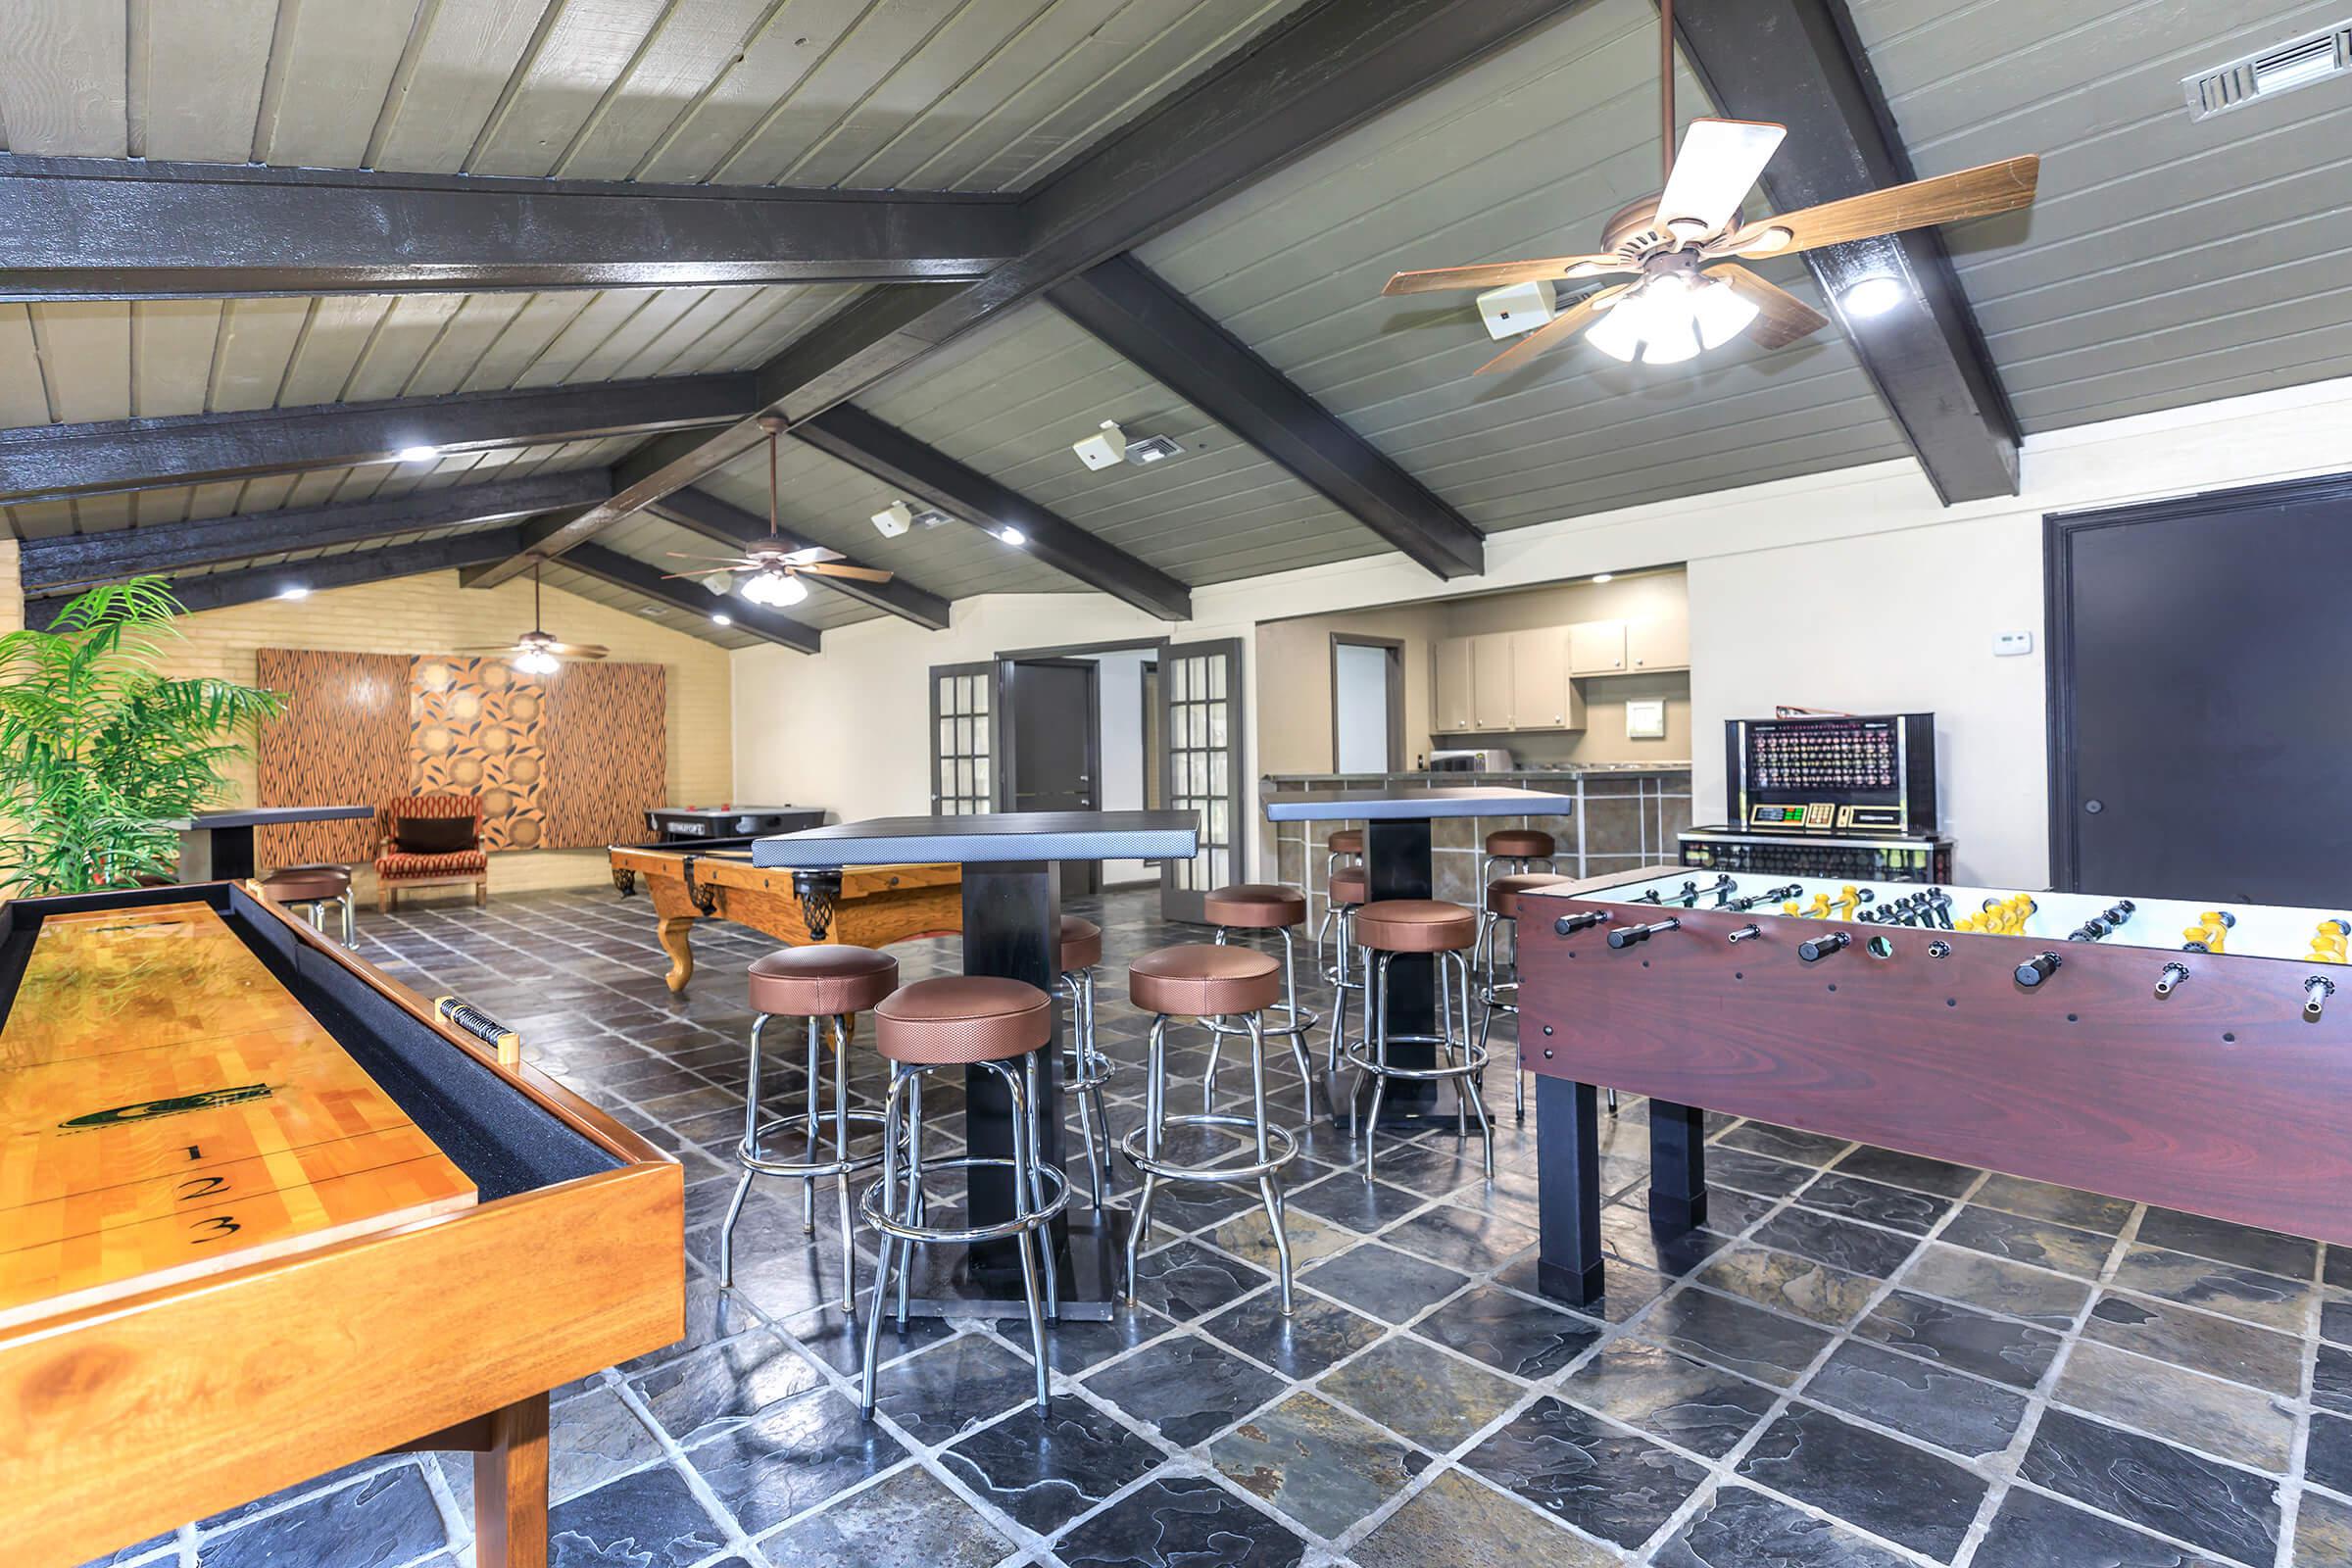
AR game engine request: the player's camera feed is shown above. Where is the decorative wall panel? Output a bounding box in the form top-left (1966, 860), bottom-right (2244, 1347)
top-left (543, 662), bottom-right (667, 849)
top-left (254, 650), bottom-right (409, 866)
top-left (411, 657), bottom-right (549, 852)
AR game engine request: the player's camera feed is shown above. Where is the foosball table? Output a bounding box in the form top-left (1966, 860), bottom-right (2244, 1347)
top-left (1518, 865), bottom-right (2352, 1308)
top-left (0, 881), bottom-right (683, 1566)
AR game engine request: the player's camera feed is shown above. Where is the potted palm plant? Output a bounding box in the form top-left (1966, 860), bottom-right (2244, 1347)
top-left (0, 577), bottom-right (285, 895)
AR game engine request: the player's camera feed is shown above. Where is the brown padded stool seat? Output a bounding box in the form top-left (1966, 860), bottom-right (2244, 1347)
top-left (1129, 945), bottom-right (1281, 1017)
top-left (1355, 899), bottom-right (1479, 954)
top-left (874, 976), bottom-right (1052, 1065)
top-left (1485, 829), bottom-right (1555, 858)
top-left (260, 866), bottom-right (350, 904)
top-left (1488, 873), bottom-right (1573, 918)
top-left (1060, 914), bottom-right (1103, 973)
top-left (1328, 869), bottom-right (1369, 906)
top-left (1327, 829), bottom-right (1363, 855)
top-left (749, 945), bottom-right (898, 1016)
top-left (1203, 883), bottom-right (1307, 928)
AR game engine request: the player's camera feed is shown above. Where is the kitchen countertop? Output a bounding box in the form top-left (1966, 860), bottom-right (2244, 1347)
top-left (1264, 762), bottom-right (1690, 785)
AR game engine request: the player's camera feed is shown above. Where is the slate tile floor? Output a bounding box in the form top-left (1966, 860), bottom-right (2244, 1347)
top-left (87, 887), bottom-right (2352, 1568)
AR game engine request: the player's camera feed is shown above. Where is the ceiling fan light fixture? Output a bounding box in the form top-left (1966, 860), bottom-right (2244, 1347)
top-left (1691, 277), bottom-right (1761, 349)
top-left (741, 568), bottom-right (808, 608)
top-left (1841, 275), bottom-right (1908, 318)
top-left (513, 648), bottom-right (561, 675)
top-left (1584, 302), bottom-right (1643, 363)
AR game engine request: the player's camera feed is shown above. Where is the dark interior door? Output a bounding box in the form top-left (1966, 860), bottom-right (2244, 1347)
top-left (1006, 657), bottom-right (1101, 898)
top-left (2048, 476), bottom-right (2352, 904)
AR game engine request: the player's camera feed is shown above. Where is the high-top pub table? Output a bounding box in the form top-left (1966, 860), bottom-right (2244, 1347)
top-left (170, 805), bottom-right (374, 881)
top-left (1264, 786), bottom-right (1576, 1130)
top-left (753, 810), bottom-right (1197, 1319)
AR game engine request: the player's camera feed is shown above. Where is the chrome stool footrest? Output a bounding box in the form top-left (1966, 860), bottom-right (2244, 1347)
top-left (858, 1154), bottom-right (1071, 1245)
top-left (737, 1107), bottom-right (893, 1182)
top-left (1119, 1114), bottom-right (1298, 1185)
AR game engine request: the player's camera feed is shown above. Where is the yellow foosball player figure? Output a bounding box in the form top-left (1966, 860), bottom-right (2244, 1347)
top-left (2181, 909), bottom-right (2235, 954)
top-left (2308, 918), bottom-right (2350, 965)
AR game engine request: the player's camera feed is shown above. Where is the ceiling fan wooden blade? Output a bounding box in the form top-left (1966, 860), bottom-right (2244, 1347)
top-left (781, 546), bottom-right (845, 564)
top-left (1383, 255), bottom-right (1633, 296)
top-left (1657, 118), bottom-right (1786, 236)
top-left (799, 563), bottom-right (894, 582)
top-left (1473, 284), bottom-right (1632, 375)
top-left (539, 643), bottom-right (609, 659)
top-left (1721, 155), bottom-right (2039, 258)
top-left (664, 550), bottom-right (756, 563)
top-left (1709, 264), bottom-right (1830, 350)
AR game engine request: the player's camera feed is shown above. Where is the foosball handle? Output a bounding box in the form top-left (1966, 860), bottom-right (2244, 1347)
top-left (437, 996), bottom-right (522, 1067)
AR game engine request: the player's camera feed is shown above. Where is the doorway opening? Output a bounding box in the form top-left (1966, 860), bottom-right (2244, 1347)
top-left (993, 638), bottom-right (1170, 896)
top-left (1331, 634), bottom-right (1404, 772)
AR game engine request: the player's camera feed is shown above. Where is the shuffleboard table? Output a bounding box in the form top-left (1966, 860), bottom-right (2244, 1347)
top-left (0, 880), bottom-right (683, 1567)
top-left (609, 835), bottom-right (960, 993)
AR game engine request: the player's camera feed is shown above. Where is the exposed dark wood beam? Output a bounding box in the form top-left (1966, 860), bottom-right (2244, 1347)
top-left (1048, 256), bottom-right (1485, 579)
top-left (0, 155), bottom-right (1025, 299)
top-left (473, 0), bottom-right (1592, 574)
top-left (794, 405), bottom-right (1192, 621)
top-left (546, 542), bottom-right (821, 655)
top-left (0, 374), bottom-right (755, 505)
top-left (1673, 0), bottom-right (2022, 503)
top-left (649, 487), bottom-right (952, 631)
top-left (27, 526), bottom-right (529, 627)
top-left (19, 468), bottom-right (609, 594)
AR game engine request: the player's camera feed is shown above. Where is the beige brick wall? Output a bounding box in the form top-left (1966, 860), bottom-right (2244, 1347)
top-left (112, 569), bottom-right (732, 813)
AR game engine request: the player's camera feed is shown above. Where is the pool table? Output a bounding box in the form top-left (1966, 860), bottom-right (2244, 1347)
top-left (608, 836), bottom-right (961, 993)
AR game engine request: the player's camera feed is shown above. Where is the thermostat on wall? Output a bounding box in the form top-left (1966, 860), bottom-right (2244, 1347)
top-left (1993, 631), bottom-right (2034, 657)
top-left (1626, 699), bottom-right (1667, 740)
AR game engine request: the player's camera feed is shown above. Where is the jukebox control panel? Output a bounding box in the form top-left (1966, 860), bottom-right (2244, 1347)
top-left (1729, 713), bottom-right (1936, 836)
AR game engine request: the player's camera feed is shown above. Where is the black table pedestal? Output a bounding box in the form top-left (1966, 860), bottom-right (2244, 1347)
top-left (1536, 1078), bottom-right (1712, 1310)
top-left (1321, 816), bottom-right (1474, 1133)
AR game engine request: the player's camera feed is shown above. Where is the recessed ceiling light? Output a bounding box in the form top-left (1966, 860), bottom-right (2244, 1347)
top-left (275, 584), bottom-right (312, 600)
top-left (1592, 573), bottom-right (1614, 584)
top-left (710, 612), bottom-right (734, 626)
top-left (1841, 276), bottom-right (1907, 318)
top-left (394, 444), bottom-right (440, 464)
top-left (998, 526), bottom-right (1025, 546)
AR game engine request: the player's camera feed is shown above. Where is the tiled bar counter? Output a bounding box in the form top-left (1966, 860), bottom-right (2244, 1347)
top-left (1261, 764), bottom-right (1693, 930)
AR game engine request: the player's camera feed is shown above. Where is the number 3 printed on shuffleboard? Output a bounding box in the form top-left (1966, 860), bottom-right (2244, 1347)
top-left (188, 1215), bottom-right (241, 1244)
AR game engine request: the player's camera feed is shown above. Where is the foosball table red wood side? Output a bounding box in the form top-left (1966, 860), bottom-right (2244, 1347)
top-left (1517, 867), bottom-right (2352, 1246)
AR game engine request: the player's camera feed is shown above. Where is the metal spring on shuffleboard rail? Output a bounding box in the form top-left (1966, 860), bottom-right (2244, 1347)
top-left (436, 997), bottom-right (521, 1067)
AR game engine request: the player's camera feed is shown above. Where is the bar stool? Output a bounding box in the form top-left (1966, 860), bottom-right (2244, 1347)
top-left (1123, 945), bottom-right (1298, 1314)
top-left (718, 947), bottom-right (898, 1313)
top-left (259, 864), bottom-right (355, 944)
top-left (1481, 828), bottom-right (1557, 889)
top-left (1058, 913), bottom-right (1117, 1210)
top-left (1200, 884), bottom-right (1317, 1109)
top-left (1320, 866), bottom-right (1369, 1079)
top-left (1474, 874), bottom-right (1572, 1120)
top-left (860, 976), bottom-right (1069, 1415)
top-left (1345, 900), bottom-right (1494, 1179)
top-left (1312, 828), bottom-right (1365, 971)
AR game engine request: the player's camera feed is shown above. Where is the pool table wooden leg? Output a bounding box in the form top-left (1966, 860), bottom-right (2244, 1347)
top-left (658, 914), bottom-right (698, 993)
top-left (473, 1392), bottom-right (550, 1568)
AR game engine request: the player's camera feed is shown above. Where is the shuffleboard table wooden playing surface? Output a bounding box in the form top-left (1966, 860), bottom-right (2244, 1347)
top-left (0, 880), bottom-right (683, 1568)
top-left (608, 835), bottom-right (960, 993)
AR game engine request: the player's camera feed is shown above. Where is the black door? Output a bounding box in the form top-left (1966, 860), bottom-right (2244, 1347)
top-left (2048, 476), bottom-right (2352, 904)
top-left (1005, 657), bottom-right (1102, 898)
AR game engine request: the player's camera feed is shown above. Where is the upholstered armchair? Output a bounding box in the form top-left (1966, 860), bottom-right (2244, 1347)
top-left (373, 793), bottom-right (488, 912)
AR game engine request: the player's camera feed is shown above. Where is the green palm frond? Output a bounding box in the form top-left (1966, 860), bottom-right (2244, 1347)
top-left (0, 577), bottom-right (286, 896)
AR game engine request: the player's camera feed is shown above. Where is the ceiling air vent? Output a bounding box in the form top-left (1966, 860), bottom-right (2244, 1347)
top-left (2185, 21), bottom-right (2352, 120)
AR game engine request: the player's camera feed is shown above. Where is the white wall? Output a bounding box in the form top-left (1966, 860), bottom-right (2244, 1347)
top-left (735, 376), bottom-right (2352, 889)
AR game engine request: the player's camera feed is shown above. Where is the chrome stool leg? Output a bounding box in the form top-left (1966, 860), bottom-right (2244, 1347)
top-left (1348, 946), bottom-right (1495, 1181)
top-left (720, 1010), bottom-right (887, 1311)
top-left (861, 1056), bottom-right (1068, 1416)
top-left (1057, 963), bottom-right (1116, 1211)
top-left (1202, 924), bottom-right (1320, 1112)
top-left (1124, 1009), bottom-right (1298, 1314)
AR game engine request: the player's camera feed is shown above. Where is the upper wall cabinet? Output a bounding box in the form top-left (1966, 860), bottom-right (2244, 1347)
top-left (1434, 636), bottom-right (1475, 733)
top-left (1469, 633), bottom-right (1515, 730)
top-left (1626, 613), bottom-right (1690, 671)
top-left (1568, 619), bottom-right (1626, 675)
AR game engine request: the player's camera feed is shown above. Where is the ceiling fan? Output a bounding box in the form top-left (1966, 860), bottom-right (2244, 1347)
top-left (665, 415), bottom-right (895, 609)
top-left (1381, 0), bottom-right (2039, 374)
top-left (458, 562), bottom-right (607, 674)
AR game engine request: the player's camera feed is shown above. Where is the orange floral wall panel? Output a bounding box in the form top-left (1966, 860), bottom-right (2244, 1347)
top-left (410, 657), bottom-right (550, 852)
top-left (255, 650), bottom-right (410, 866)
top-left (542, 662), bottom-right (667, 849)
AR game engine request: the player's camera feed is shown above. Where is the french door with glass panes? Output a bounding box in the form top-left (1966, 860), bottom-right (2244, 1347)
top-left (929, 662), bottom-right (997, 814)
top-left (1157, 638), bottom-right (1245, 924)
